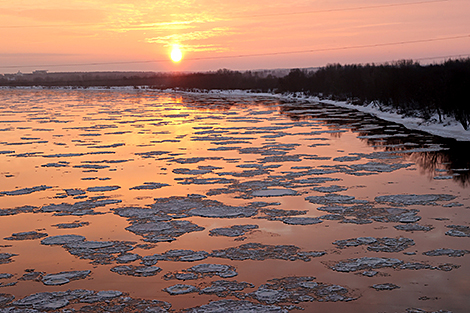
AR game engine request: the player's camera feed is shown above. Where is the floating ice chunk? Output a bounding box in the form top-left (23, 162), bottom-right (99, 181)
top-left (185, 299), bottom-right (287, 313)
top-left (433, 175), bottom-right (453, 180)
top-left (0, 253), bottom-right (17, 264)
top-left (172, 168), bottom-right (212, 175)
top-left (333, 237), bottom-right (415, 252)
top-left (423, 248), bottom-right (469, 257)
top-left (371, 283), bottom-right (400, 291)
top-left (199, 280), bottom-right (255, 296)
top-left (331, 257), bottom-right (403, 272)
top-left (445, 225), bottom-right (470, 237)
top-left (42, 162), bottom-right (69, 167)
top-left (306, 194), bottom-right (367, 205)
top-left (189, 206), bottom-right (257, 218)
top-left (253, 288), bottom-right (284, 304)
top-left (130, 182), bottom-right (170, 190)
top-left (211, 243), bottom-right (325, 261)
top-left (0, 293), bottom-right (14, 306)
top-left (96, 290), bottom-right (123, 298)
top-left (0, 185), bottom-right (52, 196)
top-left (116, 253), bottom-right (141, 263)
top-left (312, 185), bottom-right (348, 193)
top-left (86, 185), bottom-right (120, 192)
top-left (348, 162), bottom-right (413, 173)
top-left (164, 284), bottom-right (199, 295)
top-left (333, 156), bottom-right (361, 162)
top-left (66, 241), bottom-right (115, 249)
top-left (74, 164), bottom-right (110, 169)
top-left (165, 263), bottom-right (238, 281)
top-left (246, 276), bottom-right (355, 304)
top-left (210, 225), bottom-right (258, 237)
top-left (375, 194), bottom-right (456, 206)
top-left (111, 265), bottom-right (161, 277)
top-left (442, 202), bottom-right (463, 207)
top-left (4, 231), bottom-right (48, 241)
top-left (126, 220), bottom-right (204, 243)
top-left (52, 221), bottom-right (89, 229)
top-left (41, 235), bottom-right (86, 245)
top-left (0, 273), bottom-right (13, 280)
top-left (252, 189), bottom-right (298, 197)
top-left (189, 263), bottom-right (231, 273)
top-left (42, 270), bottom-right (91, 286)
top-left (282, 217), bottom-right (322, 225)
top-left (394, 224), bottom-right (433, 232)
top-left (12, 292), bottom-right (70, 310)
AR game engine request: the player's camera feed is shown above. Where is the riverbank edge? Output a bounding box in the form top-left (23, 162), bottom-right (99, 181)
top-left (1, 86), bottom-right (468, 141)
top-left (171, 88), bottom-right (470, 142)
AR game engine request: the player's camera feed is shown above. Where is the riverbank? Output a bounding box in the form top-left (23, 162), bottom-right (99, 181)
top-left (1, 85), bottom-right (469, 141)
top-left (172, 88), bottom-right (470, 142)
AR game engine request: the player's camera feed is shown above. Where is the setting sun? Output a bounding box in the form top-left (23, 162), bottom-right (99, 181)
top-left (170, 45), bottom-right (183, 63)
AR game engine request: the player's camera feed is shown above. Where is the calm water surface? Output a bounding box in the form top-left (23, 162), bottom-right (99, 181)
top-left (0, 89), bottom-right (469, 312)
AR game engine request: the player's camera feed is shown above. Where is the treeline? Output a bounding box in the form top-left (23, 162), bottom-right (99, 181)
top-left (0, 69), bottom-right (278, 91)
top-left (278, 58), bottom-right (470, 130)
top-left (161, 69), bottom-right (278, 91)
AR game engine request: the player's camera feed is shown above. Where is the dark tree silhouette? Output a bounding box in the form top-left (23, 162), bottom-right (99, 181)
top-left (278, 58), bottom-right (470, 129)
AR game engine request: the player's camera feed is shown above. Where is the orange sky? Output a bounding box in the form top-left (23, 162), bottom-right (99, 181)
top-left (0, 0), bottom-right (469, 73)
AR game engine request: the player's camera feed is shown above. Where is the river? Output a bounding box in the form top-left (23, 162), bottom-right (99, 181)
top-left (0, 88), bottom-right (469, 312)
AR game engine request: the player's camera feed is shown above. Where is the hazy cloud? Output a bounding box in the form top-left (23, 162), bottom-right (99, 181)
top-left (146, 27), bottom-right (233, 52)
top-left (1, 8), bottom-right (106, 23)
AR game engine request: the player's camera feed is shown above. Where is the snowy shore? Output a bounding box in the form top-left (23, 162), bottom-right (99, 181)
top-left (177, 88), bottom-right (470, 142)
top-left (319, 98), bottom-right (470, 142)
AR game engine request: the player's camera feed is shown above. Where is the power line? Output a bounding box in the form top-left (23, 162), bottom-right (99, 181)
top-left (187, 34), bottom-right (470, 61)
top-left (237, 0), bottom-right (448, 19)
top-left (414, 53), bottom-right (470, 61)
top-left (1, 33), bottom-right (468, 69)
top-left (0, 0), bottom-right (448, 29)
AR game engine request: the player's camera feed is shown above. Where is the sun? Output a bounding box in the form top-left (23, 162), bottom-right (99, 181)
top-left (170, 45), bottom-right (183, 63)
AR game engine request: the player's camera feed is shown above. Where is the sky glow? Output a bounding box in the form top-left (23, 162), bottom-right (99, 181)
top-left (0, 0), bottom-right (469, 72)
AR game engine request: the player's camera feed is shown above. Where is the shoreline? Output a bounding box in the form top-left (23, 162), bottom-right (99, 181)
top-left (1, 85), bottom-right (469, 142)
top-left (169, 88), bottom-right (470, 142)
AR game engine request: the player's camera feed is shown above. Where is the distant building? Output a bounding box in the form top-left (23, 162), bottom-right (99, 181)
top-left (32, 70), bottom-right (48, 75)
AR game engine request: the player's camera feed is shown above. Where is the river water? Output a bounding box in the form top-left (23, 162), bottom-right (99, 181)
top-left (0, 88), bottom-right (469, 312)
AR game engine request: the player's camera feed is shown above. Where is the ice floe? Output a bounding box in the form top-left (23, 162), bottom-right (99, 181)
top-left (333, 237), bottom-right (415, 252)
top-left (164, 263), bottom-right (237, 281)
top-left (445, 225), bottom-right (470, 237)
top-left (371, 283), bottom-right (400, 291)
top-left (211, 243), bottom-right (326, 261)
top-left (423, 248), bottom-right (469, 257)
top-left (185, 299), bottom-right (287, 313)
top-left (42, 270), bottom-right (91, 286)
top-left (375, 194), bottom-right (456, 206)
top-left (209, 225), bottom-right (259, 238)
top-left (247, 276), bottom-right (357, 304)
top-left (141, 250), bottom-right (209, 266)
top-left (0, 185), bottom-right (52, 196)
top-left (111, 265), bottom-right (161, 277)
top-left (1, 289), bottom-right (170, 312)
top-left (4, 231), bottom-right (48, 241)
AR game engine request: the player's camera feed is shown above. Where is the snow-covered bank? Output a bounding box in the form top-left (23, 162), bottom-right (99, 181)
top-left (176, 89), bottom-right (470, 142)
top-left (320, 99), bottom-right (470, 142)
